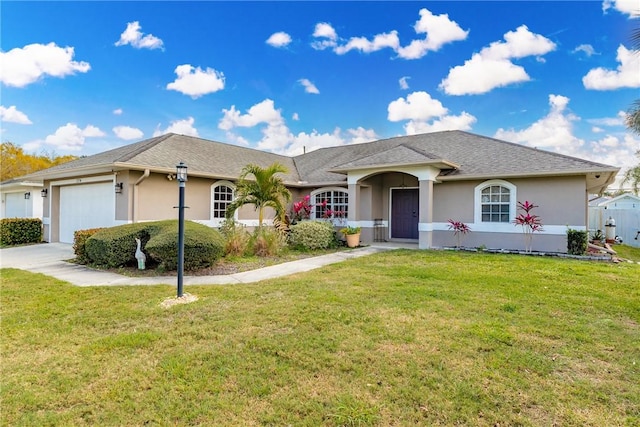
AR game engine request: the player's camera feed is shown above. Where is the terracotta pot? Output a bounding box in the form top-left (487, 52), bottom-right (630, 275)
top-left (345, 233), bottom-right (360, 248)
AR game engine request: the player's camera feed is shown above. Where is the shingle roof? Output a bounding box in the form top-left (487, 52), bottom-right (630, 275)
top-left (293, 130), bottom-right (617, 183)
top-left (25, 131), bottom-right (618, 186)
top-left (26, 133), bottom-right (301, 184)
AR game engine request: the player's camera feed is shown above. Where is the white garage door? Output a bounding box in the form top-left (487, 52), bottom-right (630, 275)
top-left (4, 193), bottom-right (27, 218)
top-left (59, 182), bottom-right (115, 243)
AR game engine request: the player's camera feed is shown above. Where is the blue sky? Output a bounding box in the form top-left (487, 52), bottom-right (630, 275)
top-left (1, 1), bottom-right (639, 185)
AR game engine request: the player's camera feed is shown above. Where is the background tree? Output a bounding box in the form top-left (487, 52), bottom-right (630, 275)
top-left (225, 163), bottom-right (292, 227)
top-left (1, 142), bottom-right (78, 181)
top-left (622, 27), bottom-right (640, 194)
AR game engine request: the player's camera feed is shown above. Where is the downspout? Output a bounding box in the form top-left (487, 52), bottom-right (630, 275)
top-left (132, 169), bottom-right (150, 223)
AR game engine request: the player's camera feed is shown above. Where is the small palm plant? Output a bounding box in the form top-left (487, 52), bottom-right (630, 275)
top-left (513, 201), bottom-right (543, 253)
top-left (447, 219), bottom-right (470, 248)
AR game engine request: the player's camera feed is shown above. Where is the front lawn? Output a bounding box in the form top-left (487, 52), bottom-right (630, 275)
top-left (2, 251), bottom-right (639, 426)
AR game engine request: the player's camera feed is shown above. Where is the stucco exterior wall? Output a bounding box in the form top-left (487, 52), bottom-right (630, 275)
top-left (429, 175), bottom-right (587, 252)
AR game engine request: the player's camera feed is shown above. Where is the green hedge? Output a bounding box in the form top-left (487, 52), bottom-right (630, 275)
top-left (73, 228), bottom-right (105, 264)
top-left (0, 218), bottom-right (42, 246)
top-left (146, 221), bottom-right (225, 270)
top-left (567, 228), bottom-right (588, 255)
top-left (84, 222), bottom-right (155, 268)
top-left (83, 220), bottom-right (224, 270)
top-left (289, 221), bottom-right (336, 250)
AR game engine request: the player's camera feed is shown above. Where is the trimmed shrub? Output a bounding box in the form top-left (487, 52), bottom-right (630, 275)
top-left (146, 221), bottom-right (225, 270)
top-left (567, 228), bottom-right (588, 255)
top-left (84, 220), bottom-right (224, 270)
top-left (289, 220), bottom-right (336, 250)
top-left (73, 228), bottom-right (104, 263)
top-left (85, 222), bottom-right (155, 268)
top-left (0, 218), bottom-right (42, 246)
top-left (250, 227), bottom-right (286, 257)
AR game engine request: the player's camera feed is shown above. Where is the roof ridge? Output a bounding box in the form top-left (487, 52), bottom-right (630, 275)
top-left (455, 130), bottom-right (614, 169)
top-left (116, 133), bottom-right (174, 162)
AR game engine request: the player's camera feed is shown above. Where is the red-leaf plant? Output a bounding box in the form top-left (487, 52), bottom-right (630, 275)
top-left (447, 219), bottom-right (471, 248)
top-left (513, 201), bottom-right (544, 253)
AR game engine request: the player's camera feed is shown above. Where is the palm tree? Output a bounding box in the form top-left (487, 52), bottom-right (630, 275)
top-left (626, 28), bottom-right (640, 134)
top-left (622, 150), bottom-right (640, 195)
top-left (622, 27), bottom-right (640, 194)
top-left (226, 163), bottom-right (292, 227)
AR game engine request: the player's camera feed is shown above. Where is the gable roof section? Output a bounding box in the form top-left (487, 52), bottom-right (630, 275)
top-left (294, 131), bottom-right (617, 183)
top-left (25, 133), bottom-right (301, 184)
top-left (329, 144), bottom-right (459, 172)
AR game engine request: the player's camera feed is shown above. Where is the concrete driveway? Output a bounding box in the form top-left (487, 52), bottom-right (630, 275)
top-left (1, 242), bottom-right (396, 287)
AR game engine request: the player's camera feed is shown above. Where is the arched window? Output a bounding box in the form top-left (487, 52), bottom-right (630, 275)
top-left (310, 188), bottom-right (348, 221)
top-left (211, 181), bottom-right (235, 220)
top-left (474, 180), bottom-right (516, 224)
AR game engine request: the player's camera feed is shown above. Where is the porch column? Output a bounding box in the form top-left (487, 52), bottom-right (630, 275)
top-left (347, 183), bottom-right (359, 222)
top-left (418, 179), bottom-right (434, 249)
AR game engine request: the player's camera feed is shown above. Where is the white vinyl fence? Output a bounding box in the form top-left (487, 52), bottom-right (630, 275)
top-left (589, 207), bottom-right (640, 247)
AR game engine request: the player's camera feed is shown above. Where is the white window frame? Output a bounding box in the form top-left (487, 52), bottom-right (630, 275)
top-left (310, 187), bottom-right (349, 225)
top-left (474, 180), bottom-right (517, 230)
top-left (211, 180), bottom-right (236, 225)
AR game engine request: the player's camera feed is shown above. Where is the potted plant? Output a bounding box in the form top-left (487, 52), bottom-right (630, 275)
top-left (340, 226), bottom-right (361, 248)
top-left (590, 229), bottom-right (605, 245)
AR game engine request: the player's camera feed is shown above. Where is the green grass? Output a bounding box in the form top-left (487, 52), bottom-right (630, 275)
top-left (614, 244), bottom-right (640, 262)
top-left (2, 250), bottom-right (639, 426)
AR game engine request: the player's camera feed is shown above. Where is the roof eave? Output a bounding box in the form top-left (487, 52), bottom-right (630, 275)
top-left (328, 160), bottom-right (460, 174)
top-left (437, 167), bottom-right (621, 182)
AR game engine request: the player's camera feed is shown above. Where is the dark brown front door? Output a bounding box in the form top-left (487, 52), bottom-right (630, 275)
top-left (391, 188), bottom-right (419, 239)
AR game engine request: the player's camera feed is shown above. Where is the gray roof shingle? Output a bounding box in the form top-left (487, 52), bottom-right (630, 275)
top-left (25, 131), bottom-right (618, 185)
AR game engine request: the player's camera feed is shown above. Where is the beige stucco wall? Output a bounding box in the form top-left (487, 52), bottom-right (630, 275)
top-left (432, 176), bottom-right (586, 225)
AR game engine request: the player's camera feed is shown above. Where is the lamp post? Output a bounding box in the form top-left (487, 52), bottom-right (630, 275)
top-left (176, 162), bottom-right (188, 298)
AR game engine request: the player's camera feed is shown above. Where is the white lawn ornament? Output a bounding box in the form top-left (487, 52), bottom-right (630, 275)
top-left (135, 237), bottom-right (146, 270)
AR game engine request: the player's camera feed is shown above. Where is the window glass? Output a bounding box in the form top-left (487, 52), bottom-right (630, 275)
top-left (212, 185), bottom-right (234, 218)
top-left (313, 189), bottom-right (348, 220)
top-left (480, 185), bottom-right (510, 223)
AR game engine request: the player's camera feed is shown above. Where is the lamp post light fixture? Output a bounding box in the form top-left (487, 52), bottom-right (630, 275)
top-left (176, 162), bottom-right (188, 298)
top-left (24, 192), bottom-right (31, 200)
top-left (41, 188), bottom-right (48, 198)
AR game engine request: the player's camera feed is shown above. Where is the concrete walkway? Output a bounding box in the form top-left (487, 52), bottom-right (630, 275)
top-left (1, 242), bottom-right (416, 287)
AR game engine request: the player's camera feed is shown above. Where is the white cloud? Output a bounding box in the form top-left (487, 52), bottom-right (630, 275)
top-left (218, 98), bottom-right (376, 155)
top-left (582, 45), bottom-right (640, 90)
top-left (292, 113), bottom-right (300, 121)
top-left (299, 78), bottom-right (320, 94)
top-left (440, 25), bottom-right (556, 95)
top-left (572, 44), bottom-right (598, 57)
top-left (113, 108), bottom-right (123, 115)
top-left (153, 117), bottom-right (199, 137)
top-left (113, 125), bottom-right (144, 140)
top-left (166, 64), bottom-right (225, 98)
top-left (387, 91), bottom-right (477, 135)
top-left (0, 105), bottom-right (32, 124)
top-left (404, 112), bottom-right (477, 135)
top-left (602, 0), bottom-right (640, 17)
top-left (115, 21), bottom-right (164, 50)
top-left (266, 32), bottom-right (292, 48)
top-left (44, 123), bottom-right (105, 151)
top-left (311, 22), bottom-right (338, 50)
top-left (0, 42), bottom-right (90, 88)
top-left (494, 94), bottom-right (584, 155)
top-left (588, 111), bottom-right (626, 127)
top-left (592, 126), bottom-right (605, 133)
top-left (399, 76), bottom-right (410, 90)
top-left (396, 8), bottom-right (469, 59)
top-left (388, 91), bottom-right (448, 122)
top-left (311, 8), bottom-right (467, 60)
top-left (219, 99), bottom-right (283, 131)
top-left (334, 31), bottom-right (400, 55)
